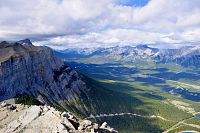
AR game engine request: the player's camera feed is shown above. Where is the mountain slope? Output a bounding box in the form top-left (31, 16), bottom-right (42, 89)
top-left (157, 46), bottom-right (200, 67)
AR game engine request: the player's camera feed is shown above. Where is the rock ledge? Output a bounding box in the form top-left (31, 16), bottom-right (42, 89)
top-left (0, 103), bottom-right (118, 133)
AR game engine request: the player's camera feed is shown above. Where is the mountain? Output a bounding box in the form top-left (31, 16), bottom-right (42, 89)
top-left (157, 46), bottom-right (200, 67)
top-left (0, 102), bottom-right (117, 133)
top-left (1, 40), bottom-right (106, 117)
top-left (16, 38), bottom-right (33, 45)
top-left (56, 45), bottom-right (159, 61)
top-left (55, 47), bottom-right (104, 59)
top-left (0, 39), bottom-right (121, 132)
top-left (57, 44), bottom-right (200, 67)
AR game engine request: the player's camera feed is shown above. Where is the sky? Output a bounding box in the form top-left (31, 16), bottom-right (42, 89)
top-left (0, 0), bottom-right (200, 49)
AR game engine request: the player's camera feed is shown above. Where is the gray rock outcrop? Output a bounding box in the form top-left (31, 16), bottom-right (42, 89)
top-left (0, 103), bottom-right (118, 133)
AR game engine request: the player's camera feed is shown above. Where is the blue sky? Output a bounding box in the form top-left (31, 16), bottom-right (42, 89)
top-left (118, 0), bottom-right (149, 7)
top-left (0, 0), bottom-right (199, 49)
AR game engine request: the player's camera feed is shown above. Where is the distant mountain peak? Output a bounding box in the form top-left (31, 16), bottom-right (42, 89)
top-left (136, 44), bottom-right (149, 49)
top-left (0, 41), bottom-right (8, 45)
top-left (17, 38), bottom-right (32, 45)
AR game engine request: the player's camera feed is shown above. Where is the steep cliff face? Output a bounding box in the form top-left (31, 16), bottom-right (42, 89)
top-left (0, 40), bottom-right (92, 116)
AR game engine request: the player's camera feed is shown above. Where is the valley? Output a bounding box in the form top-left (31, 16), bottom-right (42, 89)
top-left (56, 46), bottom-right (200, 133)
top-left (0, 0), bottom-right (199, 133)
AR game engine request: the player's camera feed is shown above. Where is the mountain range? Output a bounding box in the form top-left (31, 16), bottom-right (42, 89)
top-left (56, 44), bottom-right (200, 67)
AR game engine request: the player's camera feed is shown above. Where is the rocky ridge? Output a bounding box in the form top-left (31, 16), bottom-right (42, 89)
top-left (0, 39), bottom-right (94, 116)
top-left (0, 102), bottom-right (117, 133)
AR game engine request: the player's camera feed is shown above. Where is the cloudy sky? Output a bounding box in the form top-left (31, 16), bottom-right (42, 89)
top-left (0, 0), bottom-right (200, 49)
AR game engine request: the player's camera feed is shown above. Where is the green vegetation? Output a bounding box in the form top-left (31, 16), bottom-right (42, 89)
top-left (185, 117), bottom-right (200, 125)
top-left (94, 116), bottom-right (175, 133)
top-left (15, 94), bottom-right (41, 106)
top-left (72, 77), bottom-right (196, 132)
top-left (62, 58), bottom-right (200, 133)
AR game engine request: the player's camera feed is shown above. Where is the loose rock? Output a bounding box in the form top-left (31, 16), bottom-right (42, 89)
top-left (0, 104), bottom-right (118, 133)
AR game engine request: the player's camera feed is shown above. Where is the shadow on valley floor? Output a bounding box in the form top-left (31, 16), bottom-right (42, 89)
top-left (139, 93), bottom-right (165, 100)
top-left (84, 77), bottom-right (166, 133)
top-left (93, 115), bottom-right (166, 133)
top-left (66, 62), bottom-right (200, 102)
top-left (134, 77), bottom-right (166, 85)
top-left (100, 81), bottom-right (143, 92)
top-left (66, 62), bottom-right (139, 81)
top-left (140, 68), bottom-right (169, 73)
top-left (67, 61), bottom-right (200, 83)
top-left (150, 72), bottom-right (200, 81)
top-left (162, 85), bottom-right (200, 102)
top-left (83, 76), bottom-right (146, 114)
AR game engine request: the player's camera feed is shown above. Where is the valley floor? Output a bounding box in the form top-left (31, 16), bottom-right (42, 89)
top-left (65, 60), bottom-right (200, 133)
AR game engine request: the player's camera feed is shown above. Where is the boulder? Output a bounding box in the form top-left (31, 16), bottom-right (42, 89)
top-left (0, 102), bottom-right (8, 108)
top-left (8, 104), bottom-right (16, 111)
top-left (100, 122), bottom-right (108, 129)
top-left (83, 120), bottom-right (92, 127)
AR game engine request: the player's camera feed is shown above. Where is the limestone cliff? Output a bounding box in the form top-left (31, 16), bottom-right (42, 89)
top-left (0, 40), bottom-right (93, 116)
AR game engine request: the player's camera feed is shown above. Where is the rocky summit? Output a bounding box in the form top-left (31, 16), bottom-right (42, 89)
top-left (0, 102), bottom-right (117, 133)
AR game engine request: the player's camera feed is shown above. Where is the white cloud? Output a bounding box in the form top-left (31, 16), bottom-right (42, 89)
top-left (0, 0), bottom-right (116, 39)
top-left (108, 0), bottom-right (200, 32)
top-left (34, 28), bottom-right (182, 50)
top-left (0, 0), bottom-right (200, 48)
top-left (179, 29), bottom-right (200, 41)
